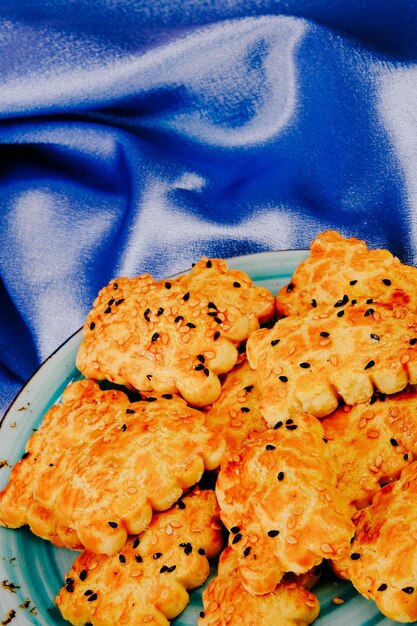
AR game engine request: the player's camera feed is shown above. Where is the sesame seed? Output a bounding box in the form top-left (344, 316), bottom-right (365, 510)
top-left (213, 331), bottom-right (220, 340)
top-left (370, 333), bottom-right (380, 341)
top-left (200, 612), bottom-right (205, 618)
top-left (377, 583), bottom-right (387, 591)
top-left (286, 424), bottom-right (298, 430)
top-left (334, 295), bottom-right (349, 307)
top-left (21, 451), bottom-right (30, 459)
top-left (197, 354), bottom-right (205, 363)
top-left (402, 587), bottom-right (414, 594)
top-left (84, 589), bottom-right (93, 596)
top-left (390, 437), bottom-right (399, 447)
top-left (311, 299), bottom-right (317, 308)
top-left (135, 554), bottom-right (143, 563)
top-left (232, 533), bottom-right (243, 544)
top-left (214, 316), bottom-right (222, 324)
top-left (126, 408), bottom-right (135, 414)
top-left (153, 552), bottom-right (162, 559)
top-left (206, 260), bottom-right (212, 268)
top-left (113, 282), bottom-right (118, 289)
top-left (145, 396), bottom-right (157, 402)
top-left (364, 308), bottom-right (374, 317)
top-left (151, 332), bottom-right (159, 342)
top-left (266, 444), bottom-right (276, 451)
top-left (208, 302), bottom-right (217, 309)
top-left (162, 393), bottom-right (173, 399)
top-left (157, 307), bottom-right (164, 316)
top-left (337, 310), bottom-right (344, 317)
top-left (108, 298), bottom-right (115, 306)
top-left (183, 292), bottom-right (190, 301)
top-left (203, 367), bottom-right (210, 377)
top-left (195, 363), bottom-right (204, 371)
top-left (180, 542), bottom-right (193, 555)
top-left (79, 570), bottom-right (87, 581)
top-left (198, 548), bottom-right (205, 555)
top-left (267, 530), bottom-right (280, 537)
top-left (271, 339), bottom-right (280, 346)
top-left (230, 526), bottom-right (241, 534)
top-left (243, 547), bottom-right (251, 557)
top-left (350, 553), bottom-right (361, 560)
top-left (244, 385), bottom-right (254, 392)
top-left (349, 279), bottom-right (358, 285)
top-left (277, 471), bottom-right (285, 481)
top-left (366, 298), bottom-right (374, 304)
top-left (410, 338), bottom-right (417, 345)
top-left (240, 407), bottom-right (250, 413)
top-left (108, 521), bottom-right (118, 528)
top-left (365, 360), bottom-right (375, 370)
top-left (104, 306), bottom-right (112, 314)
top-left (279, 375), bottom-right (288, 382)
top-left (233, 281), bottom-right (241, 288)
top-left (274, 421), bottom-right (283, 429)
top-left (119, 554), bottom-right (126, 564)
top-left (133, 538), bottom-right (140, 549)
top-left (89, 322), bottom-right (95, 330)
top-left (286, 283), bottom-right (295, 293)
top-left (116, 298), bottom-right (124, 306)
top-left (87, 592), bottom-right (98, 602)
top-left (320, 331), bottom-right (330, 337)
top-left (165, 282), bottom-right (171, 289)
top-left (299, 362), bottom-right (311, 369)
top-left (382, 278), bottom-right (391, 285)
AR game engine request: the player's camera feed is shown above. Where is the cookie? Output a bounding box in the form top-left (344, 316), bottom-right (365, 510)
top-left (204, 359), bottom-right (267, 455)
top-left (77, 274), bottom-right (244, 407)
top-left (1, 381), bottom-right (225, 554)
top-left (246, 302), bottom-right (417, 424)
top-left (198, 547), bottom-right (320, 626)
top-left (216, 413), bottom-right (354, 595)
top-left (57, 487), bottom-right (223, 626)
top-left (323, 388), bottom-right (417, 510)
top-left (332, 461), bottom-right (417, 622)
top-left (276, 230), bottom-right (417, 317)
top-left (0, 379), bottom-right (130, 549)
top-left (177, 257), bottom-right (275, 340)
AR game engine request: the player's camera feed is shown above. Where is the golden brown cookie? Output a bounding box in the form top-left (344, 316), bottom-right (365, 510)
top-left (198, 547), bottom-right (320, 626)
top-left (323, 388), bottom-right (417, 510)
top-left (276, 230), bottom-right (417, 317)
top-left (0, 379), bottom-right (130, 549)
top-left (332, 461), bottom-right (417, 622)
top-left (1, 381), bottom-right (225, 554)
top-left (246, 302), bottom-right (417, 424)
top-left (177, 257), bottom-right (275, 340)
top-left (216, 413), bottom-right (354, 595)
top-left (57, 488), bottom-right (223, 626)
top-left (204, 359), bottom-right (267, 455)
top-left (77, 273), bottom-right (248, 407)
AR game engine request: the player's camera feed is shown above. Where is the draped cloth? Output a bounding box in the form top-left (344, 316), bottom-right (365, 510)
top-left (1, 0), bottom-right (417, 416)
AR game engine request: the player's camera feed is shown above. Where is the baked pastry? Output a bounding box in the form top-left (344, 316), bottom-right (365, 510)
top-left (57, 487), bottom-right (223, 626)
top-left (323, 387), bottom-right (417, 510)
top-left (246, 302), bottom-right (417, 424)
top-left (276, 230), bottom-right (417, 317)
top-left (0, 380), bottom-right (225, 554)
top-left (177, 257), bottom-right (275, 340)
top-left (198, 547), bottom-right (320, 626)
top-left (76, 261), bottom-right (275, 408)
top-left (332, 461), bottom-right (417, 622)
top-left (216, 413), bottom-right (354, 595)
top-left (204, 359), bottom-right (267, 455)
top-left (0, 379), bottom-right (130, 549)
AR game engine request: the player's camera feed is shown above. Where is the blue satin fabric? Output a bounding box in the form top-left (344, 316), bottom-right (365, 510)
top-left (1, 1), bottom-right (417, 416)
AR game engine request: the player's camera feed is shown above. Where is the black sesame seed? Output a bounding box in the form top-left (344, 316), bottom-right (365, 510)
top-left (174, 315), bottom-right (184, 323)
top-left (195, 364), bottom-right (204, 371)
top-left (146, 374), bottom-right (152, 380)
top-left (133, 538), bottom-right (140, 549)
top-left (382, 278), bottom-right (391, 286)
top-left (108, 521), bottom-right (118, 528)
top-left (274, 421), bottom-right (283, 430)
top-left (365, 360), bottom-right (375, 370)
top-left (233, 281), bottom-right (241, 288)
top-left (206, 260), bottom-right (212, 268)
top-left (200, 612), bottom-right (205, 618)
top-left (119, 554), bottom-right (126, 564)
top-left (404, 453), bottom-right (409, 461)
top-left (277, 472), bottom-right (284, 481)
top-left (240, 407), bottom-right (250, 413)
top-left (349, 279), bottom-right (358, 285)
top-left (207, 311), bottom-right (217, 317)
top-left (179, 542), bottom-right (193, 555)
top-left (144, 308), bottom-right (150, 317)
top-left (364, 308), bottom-right (374, 317)
top-left (390, 438), bottom-right (399, 447)
top-left (203, 367), bottom-right (210, 377)
top-left (286, 283), bottom-right (295, 293)
top-left (214, 316), bottom-right (223, 324)
top-left (271, 339), bottom-right (280, 346)
top-left (159, 565), bottom-right (168, 573)
top-left (350, 553), bottom-right (361, 560)
top-left (410, 338), bottom-right (417, 345)
top-left (230, 526), bottom-right (241, 534)
top-left (320, 331), bottom-right (330, 337)
top-left (213, 331), bottom-right (220, 340)
top-left (198, 548), bottom-right (206, 555)
top-left (113, 282), bottom-right (118, 290)
top-left (402, 587), bottom-right (414, 594)
top-left (299, 362), bottom-right (311, 368)
top-left (151, 332), bottom-right (159, 342)
top-left (162, 393), bottom-right (173, 399)
top-left (167, 565), bottom-right (177, 573)
top-left (116, 298), bottom-right (125, 306)
top-left (267, 530), bottom-right (280, 537)
top-left (197, 354), bottom-right (205, 363)
top-left (84, 589), bottom-right (93, 596)
top-left (104, 306), bottom-right (112, 314)
top-left (232, 533), bottom-right (243, 544)
top-left (21, 451), bottom-right (30, 459)
top-left (165, 282), bottom-right (171, 289)
top-left (243, 547), bottom-right (251, 557)
top-left (153, 552), bottom-right (162, 559)
top-left (79, 570), bottom-right (87, 581)
top-left (377, 583), bottom-right (388, 591)
top-left (157, 307), bottom-right (164, 316)
top-left (145, 396), bottom-right (157, 402)
top-left (266, 444), bottom-right (276, 450)
top-left (208, 302), bottom-right (217, 309)
top-left (176, 498), bottom-right (186, 509)
top-left (366, 298), bottom-right (374, 304)
top-left (87, 593), bottom-right (98, 602)
top-left (351, 299), bottom-right (357, 304)
top-left (286, 424), bottom-right (297, 430)
top-left (108, 298), bottom-right (115, 306)
top-left (244, 385), bottom-right (254, 392)
top-left (135, 554), bottom-right (143, 563)
top-left (311, 298), bottom-right (317, 308)
top-left (183, 292), bottom-right (190, 301)
top-left (126, 408), bottom-right (135, 414)
top-left (89, 322), bottom-right (95, 330)
top-left (337, 310), bottom-right (345, 317)
top-left (186, 322), bottom-right (196, 328)
top-left (370, 333), bottom-right (380, 341)
top-left (334, 295), bottom-right (349, 307)
top-left (279, 375), bottom-right (288, 382)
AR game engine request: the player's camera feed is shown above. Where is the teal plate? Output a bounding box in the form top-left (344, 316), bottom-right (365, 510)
top-left (0, 250), bottom-right (411, 625)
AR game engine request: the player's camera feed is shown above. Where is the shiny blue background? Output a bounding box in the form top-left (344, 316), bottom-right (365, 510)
top-left (1, 0), bottom-right (417, 416)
